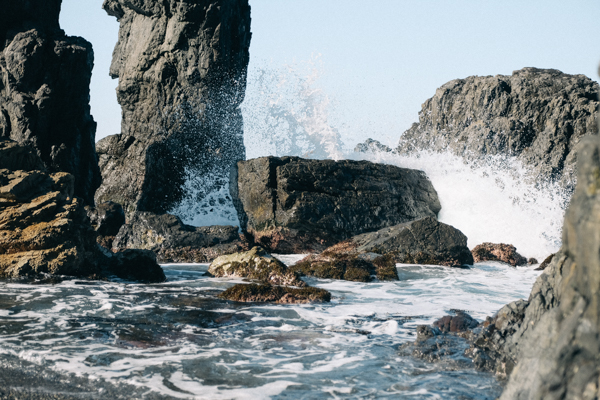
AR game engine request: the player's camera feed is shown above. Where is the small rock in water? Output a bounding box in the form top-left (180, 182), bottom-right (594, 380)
top-left (535, 253), bottom-right (555, 270)
top-left (208, 246), bottom-right (305, 287)
top-left (219, 283), bottom-right (331, 304)
top-left (433, 311), bottom-right (479, 333)
top-left (471, 242), bottom-right (527, 266)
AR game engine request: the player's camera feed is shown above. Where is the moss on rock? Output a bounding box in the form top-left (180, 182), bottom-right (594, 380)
top-left (218, 283), bottom-right (331, 304)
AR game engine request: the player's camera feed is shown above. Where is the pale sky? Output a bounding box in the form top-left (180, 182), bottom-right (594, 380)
top-left (60, 0), bottom-right (600, 148)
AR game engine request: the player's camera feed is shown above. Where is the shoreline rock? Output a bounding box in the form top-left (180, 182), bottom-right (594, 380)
top-left (96, 0), bottom-right (252, 217)
top-left (471, 242), bottom-right (527, 267)
top-left (231, 156), bottom-right (441, 253)
top-left (219, 283), bottom-right (331, 304)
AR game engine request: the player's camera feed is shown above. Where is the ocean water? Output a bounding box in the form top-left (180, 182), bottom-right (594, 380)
top-left (0, 260), bottom-right (541, 399)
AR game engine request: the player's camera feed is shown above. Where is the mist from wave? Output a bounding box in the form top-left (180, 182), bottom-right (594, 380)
top-left (242, 59), bottom-right (567, 260)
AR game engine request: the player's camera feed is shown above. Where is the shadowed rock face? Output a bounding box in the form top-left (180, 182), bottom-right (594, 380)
top-left (395, 68), bottom-right (599, 193)
top-left (231, 156), bottom-right (441, 253)
top-left (0, 0), bottom-right (100, 205)
top-left (96, 0), bottom-right (251, 217)
top-left (469, 116), bottom-right (600, 396)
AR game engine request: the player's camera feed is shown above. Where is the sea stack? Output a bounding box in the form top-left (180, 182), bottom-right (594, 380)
top-left (0, 0), bottom-right (100, 205)
top-left (95, 0), bottom-right (252, 218)
top-left (395, 68), bottom-right (599, 192)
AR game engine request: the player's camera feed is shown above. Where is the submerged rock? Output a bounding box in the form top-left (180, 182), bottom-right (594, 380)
top-left (395, 68), bottom-right (599, 193)
top-left (231, 156), bottom-right (441, 253)
top-left (113, 212), bottom-right (248, 263)
top-left (0, 0), bottom-right (100, 205)
top-left (219, 283), bottom-right (331, 304)
top-left (96, 0), bottom-right (251, 217)
top-left (208, 247), bottom-right (305, 287)
top-left (471, 242), bottom-right (527, 266)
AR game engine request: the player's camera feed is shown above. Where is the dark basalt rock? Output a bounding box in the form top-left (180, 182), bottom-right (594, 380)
top-left (96, 0), bottom-right (252, 218)
top-left (354, 138), bottom-right (392, 154)
top-left (109, 249), bottom-right (166, 283)
top-left (231, 156), bottom-right (441, 253)
top-left (351, 216), bottom-right (474, 267)
top-left (218, 283), bottom-right (331, 304)
top-left (0, 0), bottom-right (100, 205)
top-left (471, 242), bottom-right (527, 266)
top-left (433, 311), bottom-right (479, 333)
top-left (208, 246), bottom-right (305, 287)
top-left (86, 201), bottom-right (126, 237)
top-left (395, 68), bottom-right (599, 193)
top-left (113, 211), bottom-right (248, 263)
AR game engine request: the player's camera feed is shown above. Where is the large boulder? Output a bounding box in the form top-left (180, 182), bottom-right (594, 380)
top-left (231, 156), bottom-right (441, 253)
top-left (95, 0), bottom-right (252, 218)
top-left (351, 216), bottom-right (474, 267)
top-left (113, 211), bottom-right (248, 263)
top-left (0, 0), bottom-right (100, 205)
top-left (395, 68), bottom-right (599, 193)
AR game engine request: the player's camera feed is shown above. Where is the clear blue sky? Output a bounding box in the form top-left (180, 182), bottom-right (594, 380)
top-left (60, 0), bottom-right (600, 147)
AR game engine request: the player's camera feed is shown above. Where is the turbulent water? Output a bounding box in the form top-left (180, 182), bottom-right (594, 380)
top-left (0, 61), bottom-right (568, 398)
top-left (0, 260), bottom-right (540, 399)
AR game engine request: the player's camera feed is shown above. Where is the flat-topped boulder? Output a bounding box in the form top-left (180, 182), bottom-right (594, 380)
top-left (231, 156), bottom-right (441, 253)
top-left (219, 283), bottom-right (331, 304)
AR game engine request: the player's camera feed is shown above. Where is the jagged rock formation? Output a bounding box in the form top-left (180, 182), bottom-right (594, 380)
top-left (0, 0), bottom-right (100, 205)
top-left (469, 132), bottom-right (600, 398)
top-left (96, 0), bottom-right (252, 218)
top-left (0, 138), bottom-right (165, 283)
top-left (395, 68), bottom-right (599, 192)
top-left (231, 156), bottom-right (441, 253)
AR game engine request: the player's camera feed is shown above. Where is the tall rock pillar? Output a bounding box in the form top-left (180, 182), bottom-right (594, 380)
top-left (95, 0), bottom-right (251, 219)
top-left (0, 0), bottom-right (101, 205)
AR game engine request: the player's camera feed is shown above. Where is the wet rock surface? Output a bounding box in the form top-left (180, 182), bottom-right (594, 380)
top-left (86, 201), bottom-right (125, 237)
top-left (208, 246), bottom-right (305, 287)
top-left (291, 248), bottom-right (398, 282)
top-left (219, 283), bottom-right (331, 304)
top-left (113, 211), bottom-right (248, 263)
top-left (395, 68), bottom-right (599, 192)
top-left (471, 242), bottom-right (527, 266)
top-left (96, 0), bottom-right (251, 217)
top-left (352, 216), bottom-right (474, 267)
top-left (0, 0), bottom-right (100, 205)
top-left (231, 156), bottom-right (441, 253)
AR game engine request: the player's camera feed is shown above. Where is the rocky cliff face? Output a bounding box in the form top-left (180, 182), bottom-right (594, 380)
top-left (0, 0), bottom-right (100, 205)
top-left (470, 131), bottom-right (600, 397)
top-left (396, 68), bottom-right (599, 193)
top-left (96, 0), bottom-right (251, 218)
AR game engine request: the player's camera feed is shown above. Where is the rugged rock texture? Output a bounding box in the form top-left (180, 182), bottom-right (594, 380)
top-left (113, 211), bottom-right (248, 263)
top-left (471, 242), bottom-right (528, 267)
top-left (86, 201), bottom-right (125, 237)
top-left (291, 248), bottom-right (398, 282)
top-left (219, 283), bottom-right (331, 304)
top-left (0, 0), bottom-right (100, 205)
top-left (351, 216), bottom-right (474, 267)
top-left (535, 253), bottom-right (555, 271)
top-left (208, 246), bottom-right (304, 287)
top-left (433, 312), bottom-right (479, 334)
top-left (468, 133), bottom-right (600, 398)
top-left (396, 68), bottom-right (599, 192)
top-left (96, 0), bottom-right (252, 217)
top-left (354, 138), bottom-right (392, 154)
top-left (231, 156), bottom-right (441, 253)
